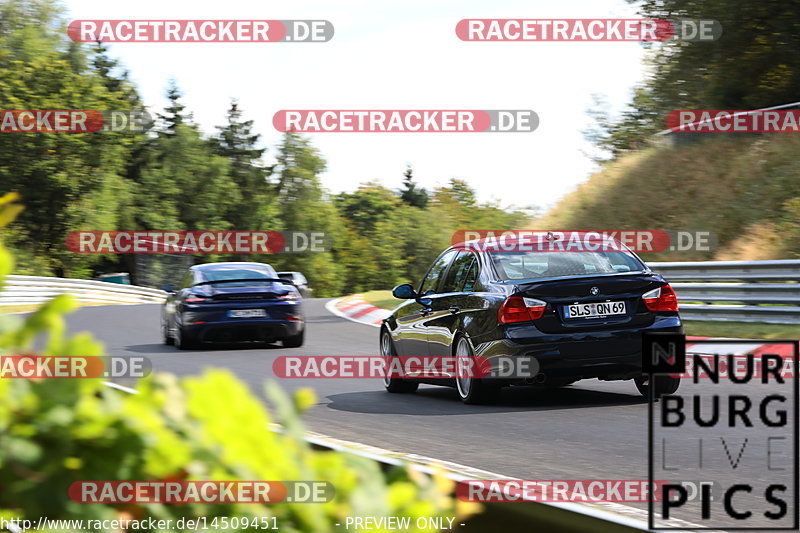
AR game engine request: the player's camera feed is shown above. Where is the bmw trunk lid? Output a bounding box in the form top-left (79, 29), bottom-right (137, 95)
top-left (511, 273), bottom-right (666, 333)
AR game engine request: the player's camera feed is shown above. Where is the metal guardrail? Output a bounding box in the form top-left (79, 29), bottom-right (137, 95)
top-left (0, 275), bottom-right (166, 306)
top-left (649, 260), bottom-right (800, 324)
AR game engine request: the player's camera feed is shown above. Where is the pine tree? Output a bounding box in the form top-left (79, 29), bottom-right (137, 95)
top-left (158, 80), bottom-right (190, 135)
top-left (213, 100), bottom-right (277, 232)
top-left (399, 165), bottom-right (428, 208)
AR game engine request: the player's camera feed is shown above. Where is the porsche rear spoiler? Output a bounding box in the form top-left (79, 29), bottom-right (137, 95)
top-left (192, 278), bottom-right (295, 287)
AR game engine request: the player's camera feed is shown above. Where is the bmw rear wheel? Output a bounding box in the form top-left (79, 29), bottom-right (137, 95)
top-left (381, 330), bottom-right (418, 393)
top-left (455, 336), bottom-right (499, 404)
top-left (634, 374), bottom-right (680, 398)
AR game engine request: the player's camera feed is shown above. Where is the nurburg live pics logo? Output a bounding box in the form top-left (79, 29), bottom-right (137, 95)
top-left (644, 332), bottom-right (799, 529)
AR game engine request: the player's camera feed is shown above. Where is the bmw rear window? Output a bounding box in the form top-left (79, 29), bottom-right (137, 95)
top-left (490, 251), bottom-right (645, 280)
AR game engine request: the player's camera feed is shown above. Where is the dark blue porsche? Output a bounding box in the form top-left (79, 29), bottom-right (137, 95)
top-left (161, 262), bottom-right (304, 349)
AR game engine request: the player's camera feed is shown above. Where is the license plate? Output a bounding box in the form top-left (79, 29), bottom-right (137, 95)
top-left (229, 309), bottom-right (266, 318)
top-left (565, 301), bottom-right (626, 319)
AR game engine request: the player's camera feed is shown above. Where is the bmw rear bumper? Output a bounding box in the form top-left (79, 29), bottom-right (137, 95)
top-left (479, 315), bottom-right (682, 383)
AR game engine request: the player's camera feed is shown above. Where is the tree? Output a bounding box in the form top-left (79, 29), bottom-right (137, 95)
top-left (274, 132), bottom-right (327, 230)
top-left (336, 183), bottom-right (400, 236)
top-left (213, 100), bottom-right (278, 239)
top-left (0, 0), bottom-right (139, 276)
top-left (399, 165), bottom-right (428, 208)
top-left (596, 0), bottom-right (800, 155)
top-left (157, 79), bottom-right (190, 135)
top-left (134, 123), bottom-right (236, 232)
top-left (271, 132), bottom-right (343, 296)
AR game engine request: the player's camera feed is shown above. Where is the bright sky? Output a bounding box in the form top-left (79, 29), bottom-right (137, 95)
top-left (62, 0), bottom-right (649, 212)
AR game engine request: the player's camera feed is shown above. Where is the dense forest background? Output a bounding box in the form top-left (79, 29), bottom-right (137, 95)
top-left (0, 0), bottom-right (523, 296)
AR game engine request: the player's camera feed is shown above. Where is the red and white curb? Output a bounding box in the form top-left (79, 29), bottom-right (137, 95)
top-left (326, 294), bottom-right (391, 327)
top-left (687, 336), bottom-right (796, 357)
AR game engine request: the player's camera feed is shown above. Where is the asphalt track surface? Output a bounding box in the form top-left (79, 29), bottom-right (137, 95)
top-left (61, 298), bottom-right (798, 527)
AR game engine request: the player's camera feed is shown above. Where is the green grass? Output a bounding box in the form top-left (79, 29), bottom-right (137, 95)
top-left (359, 290), bottom-right (398, 311)
top-left (684, 320), bottom-right (799, 340)
top-left (537, 135), bottom-right (800, 261)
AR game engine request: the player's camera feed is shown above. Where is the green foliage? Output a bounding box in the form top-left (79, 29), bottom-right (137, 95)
top-left (1, 372), bottom-right (472, 532)
top-left (0, 199), bottom-right (477, 531)
top-left (132, 123), bottom-right (236, 231)
top-left (597, 0), bottom-right (800, 155)
top-left (0, 0), bottom-right (140, 276)
top-left (329, 181), bottom-right (525, 293)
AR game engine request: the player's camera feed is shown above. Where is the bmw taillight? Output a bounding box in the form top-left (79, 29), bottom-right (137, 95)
top-left (642, 284), bottom-right (679, 312)
top-left (498, 296), bottom-right (547, 324)
top-left (278, 292), bottom-right (298, 300)
top-left (185, 296), bottom-right (207, 303)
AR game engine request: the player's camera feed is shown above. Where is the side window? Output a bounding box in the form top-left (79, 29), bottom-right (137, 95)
top-left (441, 252), bottom-right (477, 293)
top-left (419, 250), bottom-right (458, 295)
top-left (462, 257), bottom-right (480, 292)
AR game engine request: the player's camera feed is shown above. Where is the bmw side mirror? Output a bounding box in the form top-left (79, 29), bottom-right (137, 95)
top-left (392, 283), bottom-right (416, 299)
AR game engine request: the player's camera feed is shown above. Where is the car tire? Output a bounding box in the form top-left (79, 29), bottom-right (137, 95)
top-left (454, 336), bottom-right (499, 404)
top-left (283, 329), bottom-right (305, 348)
top-left (162, 316), bottom-right (174, 345)
top-left (174, 324), bottom-right (196, 350)
top-left (380, 329), bottom-right (419, 393)
top-left (634, 374), bottom-right (680, 398)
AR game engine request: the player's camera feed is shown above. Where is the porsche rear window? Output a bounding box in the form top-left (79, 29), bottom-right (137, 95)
top-left (197, 265), bottom-right (278, 285)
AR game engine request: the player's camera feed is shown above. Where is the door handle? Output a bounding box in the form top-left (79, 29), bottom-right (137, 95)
top-left (449, 306), bottom-right (460, 314)
top-left (421, 308), bottom-right (433, 316)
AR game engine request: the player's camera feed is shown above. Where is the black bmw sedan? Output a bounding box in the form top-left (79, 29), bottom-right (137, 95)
top-left (162, 262), bottom-right (304, 349)
top-left (381, 239), bottom-right (682, 403)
